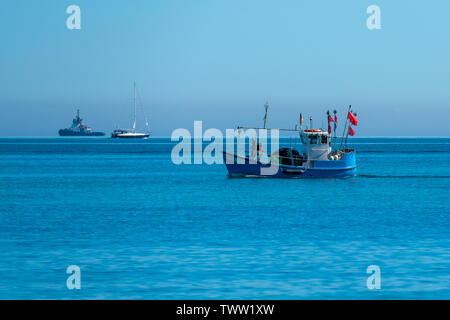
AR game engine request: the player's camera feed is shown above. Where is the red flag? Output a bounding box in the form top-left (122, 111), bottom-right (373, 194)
top-left (348, 125), bottom-right (355, 136)
top-left (300, 113), bottom-right (303, 127)
top-left (347, 111), bottom-right (358, 126)
top-left (327, 113), bottom-right (333, 134)
top-left (334, 114), bottom-right (338, 124)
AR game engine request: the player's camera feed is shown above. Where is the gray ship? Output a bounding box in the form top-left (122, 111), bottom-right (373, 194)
top-left (58, 109), bottom-right (105, 136)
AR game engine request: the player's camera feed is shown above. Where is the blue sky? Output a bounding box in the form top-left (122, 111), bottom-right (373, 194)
top-left (0, 0), bottom-right (449, 136)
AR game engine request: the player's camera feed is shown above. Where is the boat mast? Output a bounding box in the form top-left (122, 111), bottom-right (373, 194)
top-left (133, 81), bottom-right (137, 132)
top-left (339, 105), bottom-right (351, 150)
top-left (333, 109), bottom-right (337, 149)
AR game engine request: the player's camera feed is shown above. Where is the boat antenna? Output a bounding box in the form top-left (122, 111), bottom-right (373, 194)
top-left (263, 101), bottom-right (269, 129)
top-left (310, 116), bottom-right (313, 129)
top-left (132, 81), bottom-right (137, 133)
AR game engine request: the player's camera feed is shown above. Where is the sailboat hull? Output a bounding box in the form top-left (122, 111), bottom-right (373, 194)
top-left (111, 132), bottom-right (150, 139)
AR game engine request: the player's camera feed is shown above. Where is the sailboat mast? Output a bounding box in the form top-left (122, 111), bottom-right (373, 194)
top-left (133, 81), bottom-right (137, 132)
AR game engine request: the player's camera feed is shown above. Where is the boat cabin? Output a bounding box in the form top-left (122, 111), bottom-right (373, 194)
top-left (271, 129), bottom-right (332, 166)
top-left (112, 129), bottom-right (129, 134)
top-left (300, 129), bottom-right (331, 161)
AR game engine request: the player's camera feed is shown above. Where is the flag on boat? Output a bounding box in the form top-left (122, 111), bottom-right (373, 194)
top-left (347, 111), bottom-right (358, 126)
top-left (333, 111), bottom-right (338, 133)
top-left (348, 125), bottom-right (355, 136)
top-left (328, 114), bottom-right (334, 123)
top-left (327, 111), bottom-right (334, 134)
top-left (300, 113), bottom-right (303, 127)
top-left (328, 115), bottom-right (334, 134)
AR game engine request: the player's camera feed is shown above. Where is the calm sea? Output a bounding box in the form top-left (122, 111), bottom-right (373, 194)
top-left (0, 137), bottom-right (449, 299)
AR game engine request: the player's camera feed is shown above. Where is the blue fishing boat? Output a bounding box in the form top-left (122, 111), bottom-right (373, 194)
top-left (223, 105), bottom-right (358, 178)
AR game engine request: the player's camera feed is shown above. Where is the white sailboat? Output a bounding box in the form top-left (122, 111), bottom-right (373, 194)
top-left (112, 82), bottom-right (150, 139)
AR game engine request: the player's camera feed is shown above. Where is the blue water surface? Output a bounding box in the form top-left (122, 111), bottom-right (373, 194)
top-left (0, 137), bottom-right (449, 299)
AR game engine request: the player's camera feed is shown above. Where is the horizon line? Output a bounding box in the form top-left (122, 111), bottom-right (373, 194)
top-left (1, 136), bottom-right (450, 139)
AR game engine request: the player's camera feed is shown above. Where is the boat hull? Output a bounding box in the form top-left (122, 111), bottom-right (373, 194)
top-left (58, 129), bottom-right (105, 136)
top-left (223, 152), bottom-right (357, 178)
top-left (111, 133), bottom-right (150, 139)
